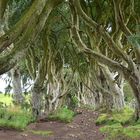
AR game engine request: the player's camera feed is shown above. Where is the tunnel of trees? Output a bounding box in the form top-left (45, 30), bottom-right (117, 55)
top-left (0, 0), bottom-right (140, 125)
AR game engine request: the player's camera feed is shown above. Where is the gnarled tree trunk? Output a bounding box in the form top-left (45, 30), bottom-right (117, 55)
top-left (11, 66), bottom-right (24, 104)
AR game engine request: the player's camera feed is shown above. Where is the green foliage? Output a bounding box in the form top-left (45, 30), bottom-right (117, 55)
top-left (0, 94), bottom-right (13, 106)
top-left (100, 124), bottom-right (140, 140)
top-left (96, 113), bottom-right (108, 125)
top-left (0, 106), bottom-right (34, 130)
top-left (8, 0), bottom-right (32, 27)
top-left (48, 107), bottom-right (75, 123)
top-left (123, 83), bottom-right (134, 102)
top-left (96, 107), bottom-right (134, 125)
top-left (29, 130), bottom-right (53, 137)
top-left (111, 107), bottom-right (134, 125)
top-left (97, 107), bottom-right (140, 140)
top-left (68, 95), bottom-right (79, 110)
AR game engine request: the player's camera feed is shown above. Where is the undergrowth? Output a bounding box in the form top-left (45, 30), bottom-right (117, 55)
top-left (48, 107), bottom-right (75, 123)
top-left (96, 107), bottom-right (134, 125)
top-left (0, 106), bottom-right (34, 130)
top-left (100, 123), bottom-right (140, 140)
top-left (96, 107), bottom-right (140, 140)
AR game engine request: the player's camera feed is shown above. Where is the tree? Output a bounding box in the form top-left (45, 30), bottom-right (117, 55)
top-left (0, 0), bottom-right (139, 120)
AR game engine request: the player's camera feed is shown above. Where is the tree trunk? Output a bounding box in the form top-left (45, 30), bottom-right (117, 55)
top-left (126, 75), bottom-right (140, 120)
top-left (31, 87), bottom-right (43, 119)
top-left (101, 93), bottom-right (113, 111)
top-left (44, 81), bottom-right (62, 113)
top-left (102, 67), bottom-right (125, 111)
top-left (129, 81), bottom-right (140, 121)
top-left (11, 66), bottom-right (24, 104)
top-left (94, 91), bottom-right (102, 109)
top-left (122, 63), bottom-right (140, 120)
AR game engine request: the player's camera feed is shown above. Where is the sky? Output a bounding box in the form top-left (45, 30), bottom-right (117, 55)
top-left (0, 78), bottom-right (6, 93)
top-left (0, 74), bottom-right (32, 93)
top-left (0, 74), bottom-right (11, 93)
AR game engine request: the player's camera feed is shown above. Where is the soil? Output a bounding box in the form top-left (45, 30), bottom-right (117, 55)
top-left (0, 109), bottom-right (106, 140)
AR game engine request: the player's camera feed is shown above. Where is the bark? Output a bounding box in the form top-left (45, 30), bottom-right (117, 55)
top-left (0, 0), bottom-right (60, 75)
top-left (0, 0), bottom-right (9, 20)
top-left (0, 0), bottom-right (47, 53)
top-left (11, 66), bottom-right (24, 104)
top-left (0, 0), bottom-right (47, 75)
top-left (102, 66), bottom-right (125, 110)
top-left (128, 80), bottom-right (140, 120)
top-left (124, 65), bottom-right (140, 120)
top-left (44, 80), bottom-right (61, 113)
top-left (0, 0), bottom-right (63, 53)
top-left (31, 87), bottom-right (43, 119)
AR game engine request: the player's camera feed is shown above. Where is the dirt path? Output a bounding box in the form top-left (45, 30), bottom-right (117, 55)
top-left (0, 109), bottom-right (105, 140)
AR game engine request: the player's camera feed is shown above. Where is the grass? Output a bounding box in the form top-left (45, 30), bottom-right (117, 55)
top-left (0, 94), bottom-right (34, 130)
top-left (100, 124), bottom-right (140, 140)
top-left (0, 94), bottom-right (13, 106)
top-left (48, 107), bottom-right (75, 123)
top-left (0, 106), bottom-right (34, 130)
top-left (96, 107), bottom-right (134, 125)
top-left (29, 130), bottom-right (53, 137)
top-left (96, 107), bottom-right (140, 140)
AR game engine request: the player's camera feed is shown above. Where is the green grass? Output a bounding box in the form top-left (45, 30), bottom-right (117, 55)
top-left (48, 107), bottom-right (75, 123)
top-left (0, 106), bottom-right (34, 130)
top-left (0, 94), bottom-right (13, 106)
top-left (100, 124), bottom-right (140, 140)
top-left (0, 94), bottom-right (34, 130)
top-left (96, 107), bottom-right (134, 125)
top-left (96, 107), bottom-right (140, 140)
top-left (29, 130), bottom-right (53, 137)
top-left (96, 113), bottom-right (108, 125)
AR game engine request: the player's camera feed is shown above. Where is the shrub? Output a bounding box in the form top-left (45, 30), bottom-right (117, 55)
top-left (0, 106), bottom-right (34, 130)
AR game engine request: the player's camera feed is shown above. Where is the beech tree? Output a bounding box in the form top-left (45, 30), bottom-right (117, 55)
top-left (0, 0), bottom-right (140, 120)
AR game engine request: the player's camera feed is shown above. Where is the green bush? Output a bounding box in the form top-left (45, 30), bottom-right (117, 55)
top-left (48, 107), bottom-right (75, 123)
top-left (0, 106), bottom-right (34, 130)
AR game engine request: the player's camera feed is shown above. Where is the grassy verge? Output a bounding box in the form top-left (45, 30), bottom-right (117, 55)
top-left (96, 107), bottom-right (134, 125)
top-left (0, 106), bottom-right (34, 130)
top-left (96, 107), bottom-right (140, 140)
top-left (48, 107), bottom-right (75, 123)
top-left (100, 123), bottom-right (140, 140)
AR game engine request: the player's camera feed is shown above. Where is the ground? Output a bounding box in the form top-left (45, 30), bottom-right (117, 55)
top-left (0, 109), bottom-right (105, 140)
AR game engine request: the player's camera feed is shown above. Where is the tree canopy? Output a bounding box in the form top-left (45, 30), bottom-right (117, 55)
top-left (0, 0), bottom-right (140, 120)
